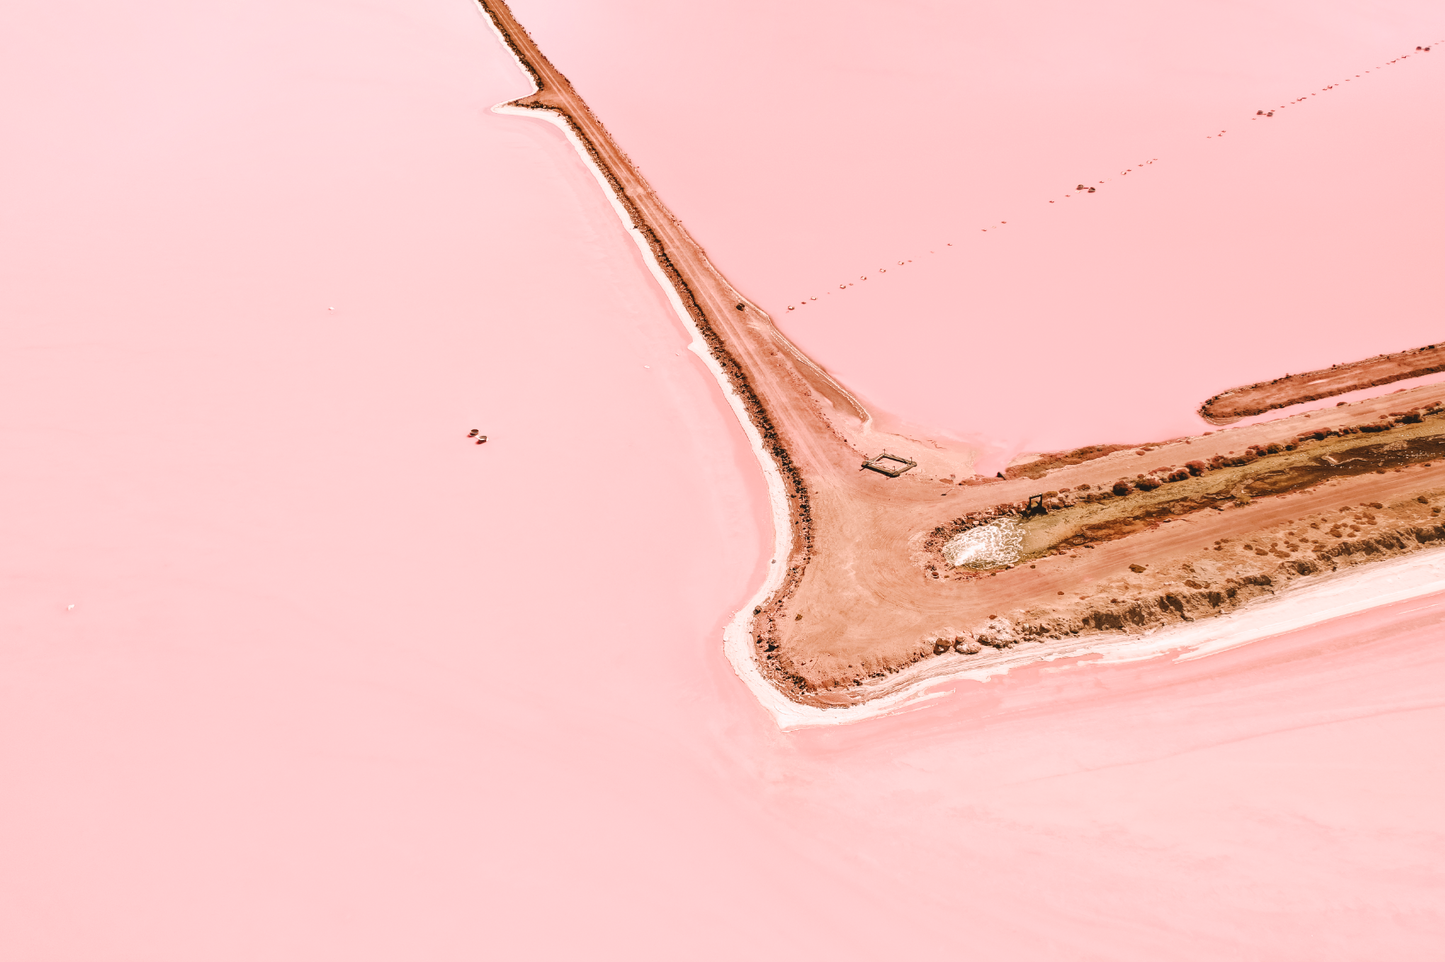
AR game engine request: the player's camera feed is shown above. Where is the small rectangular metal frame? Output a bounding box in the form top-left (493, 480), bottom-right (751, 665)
top-left (862, 451), bottom-right (917, 478)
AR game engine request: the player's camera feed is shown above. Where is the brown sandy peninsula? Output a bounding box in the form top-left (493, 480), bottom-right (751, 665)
top-left (476, 0), bottom-right (1445, 707)
top-left (1199, 341), bottom-right (1445, 423)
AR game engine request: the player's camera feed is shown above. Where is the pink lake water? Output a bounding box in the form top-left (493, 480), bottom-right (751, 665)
top-left (511, 0), bottom-right (1445, 470)
top-left (2, 1), bottom-right (1443, 957)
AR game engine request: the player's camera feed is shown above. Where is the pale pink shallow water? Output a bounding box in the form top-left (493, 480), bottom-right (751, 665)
top-left (3, 1), bottom-right (1445, 958)
top-left (512, 0), bottom-right (1445, 470)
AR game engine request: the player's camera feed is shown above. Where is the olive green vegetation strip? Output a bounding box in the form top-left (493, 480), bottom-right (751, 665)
top-left (1020, 418), bottom-right (1445, 558)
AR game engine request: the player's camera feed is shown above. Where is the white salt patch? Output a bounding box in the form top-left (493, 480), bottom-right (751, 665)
top-left (942, 519), bottom-right (1024, 568)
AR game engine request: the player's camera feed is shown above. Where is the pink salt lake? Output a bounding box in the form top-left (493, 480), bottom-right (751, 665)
top-left (2, 1), bottom-right (1443, 958)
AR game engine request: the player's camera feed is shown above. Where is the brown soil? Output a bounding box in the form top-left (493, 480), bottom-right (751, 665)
top-left (476, 0), bottom-right (1445, 708)
top-left (1199, 341), bottom-right (1445, 423)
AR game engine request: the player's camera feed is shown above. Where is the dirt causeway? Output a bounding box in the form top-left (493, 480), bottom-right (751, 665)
top-left (1199, 341), bottom-right (1445, 422)
top-left (477, 0), bottom-right (1445, 708)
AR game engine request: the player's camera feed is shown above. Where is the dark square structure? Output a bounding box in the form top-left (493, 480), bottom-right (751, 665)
top-left (861, 451), bottom-right (917, 477)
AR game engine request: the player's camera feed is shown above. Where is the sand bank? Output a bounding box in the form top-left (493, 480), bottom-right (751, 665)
top-left (476, 0), bottom-right (1445, 722)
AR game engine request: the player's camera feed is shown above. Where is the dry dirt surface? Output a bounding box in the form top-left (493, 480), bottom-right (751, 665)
top-left (477, 0), bottom-right (1445, 707)
top-left (1199, 341), bottom-right (1445, 423)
